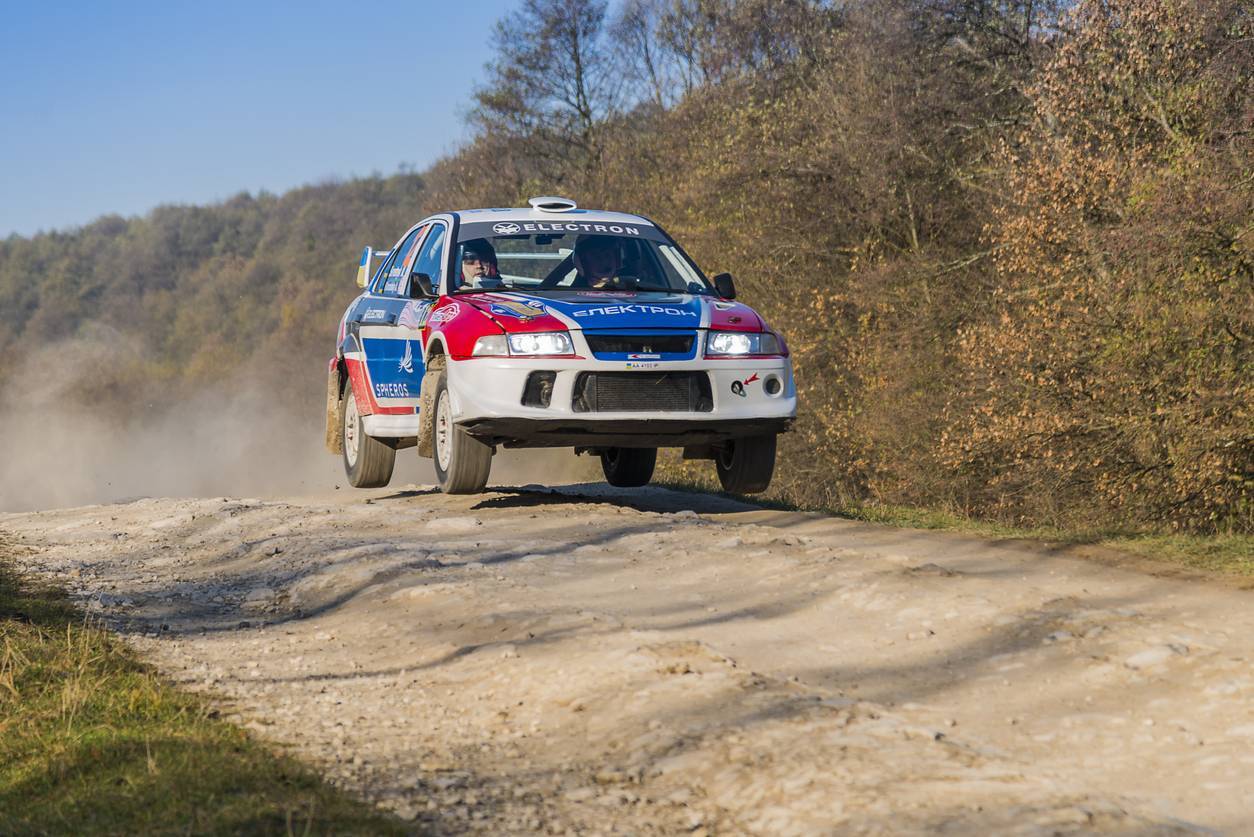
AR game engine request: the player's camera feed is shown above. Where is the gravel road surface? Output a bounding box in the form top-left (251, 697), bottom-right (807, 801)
top-left (4, 485), bottom-right (1251, 835)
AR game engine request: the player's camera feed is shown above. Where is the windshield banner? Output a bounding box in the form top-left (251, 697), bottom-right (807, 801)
top-left (458, 220), bottom-right (669, 242)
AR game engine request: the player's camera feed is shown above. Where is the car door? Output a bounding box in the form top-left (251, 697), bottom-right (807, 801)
top-left (355, 224), bottom-right (428, 411)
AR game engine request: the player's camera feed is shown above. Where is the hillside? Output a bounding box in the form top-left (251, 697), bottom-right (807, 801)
top-left (0, 0), bottom-right (1248, 533)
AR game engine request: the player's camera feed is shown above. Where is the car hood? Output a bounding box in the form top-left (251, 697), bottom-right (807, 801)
top-left (462, 290), bottom-right (764, 332)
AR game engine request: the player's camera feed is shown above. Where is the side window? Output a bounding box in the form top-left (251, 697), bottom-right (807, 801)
top-left (375, 226), bottom-right (425, 296)
top-left (407, 224), bottom-right (447, 296)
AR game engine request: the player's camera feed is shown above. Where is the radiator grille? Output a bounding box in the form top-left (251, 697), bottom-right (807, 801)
top-left (584, 333), bottom-right (694, 356)
top-left (572, 372), bottom-right (713, 413)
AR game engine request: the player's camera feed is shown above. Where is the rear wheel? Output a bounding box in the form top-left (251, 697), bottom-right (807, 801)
top-left (432, 370), bottom-right (493, 494)
top-left (342, 386), bottom-right (395, 488)
top-left (715, 434), bottom-right (776, 494)
top-left (601, 447), bottom-right (657, 487)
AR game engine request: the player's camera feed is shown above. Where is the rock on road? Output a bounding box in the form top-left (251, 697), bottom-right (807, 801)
top-left (4, 485), bottom-right (1252, 835)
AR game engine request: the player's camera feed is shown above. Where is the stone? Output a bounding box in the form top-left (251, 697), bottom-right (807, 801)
top-left (1124, 646), bottom-right (1181, 670)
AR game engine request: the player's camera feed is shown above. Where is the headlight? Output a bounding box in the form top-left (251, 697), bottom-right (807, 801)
top-left (705, 331), bottom-right (782, 356)
top-left (471, 332), bottom-right (574, 357)
top-left (507, 332), bottom-right (574, 356)
top-left (471, 335), bottom-right (508, 356)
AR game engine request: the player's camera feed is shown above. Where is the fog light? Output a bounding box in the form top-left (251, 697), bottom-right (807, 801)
top-left (764, 375), bottom-right (782, 395)
top-left (522, 371), bottom-right (556, 407)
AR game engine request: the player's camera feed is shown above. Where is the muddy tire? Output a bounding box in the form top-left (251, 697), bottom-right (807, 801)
top-left (715, 434), bottom-right (776, 494)
top-left (431, 370), bottom-right (493, 494)
top-left (342, 385), bottom-right (396, 488)
top-left (601, 447), bottom-right (657, 487)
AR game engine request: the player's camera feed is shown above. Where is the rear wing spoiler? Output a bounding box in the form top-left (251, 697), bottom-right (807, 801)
top-left (356, 246), bottom-right (393, 288)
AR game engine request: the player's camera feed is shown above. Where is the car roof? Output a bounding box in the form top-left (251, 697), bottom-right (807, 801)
top-left (453, 207), bottom-right (655, 227)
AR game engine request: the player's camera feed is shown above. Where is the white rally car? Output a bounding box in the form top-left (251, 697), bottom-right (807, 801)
top-left (325, 197), bottom-right (796, 494)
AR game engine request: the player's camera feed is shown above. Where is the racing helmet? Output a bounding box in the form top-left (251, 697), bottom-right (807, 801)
top-left (460, 238), bottom-right (498, 264)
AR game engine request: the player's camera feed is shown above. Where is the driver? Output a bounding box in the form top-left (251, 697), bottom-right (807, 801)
top-left (459, 238), bottom-right (501, 288)
top-left (572, 234), bottom-right (626, 289)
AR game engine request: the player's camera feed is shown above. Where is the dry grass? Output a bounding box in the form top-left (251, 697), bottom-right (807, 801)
top-left (0, 544), bottom-right (408, 836)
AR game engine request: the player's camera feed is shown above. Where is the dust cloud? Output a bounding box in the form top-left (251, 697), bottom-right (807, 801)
top-left (0, 328), bottom-right (596, 513)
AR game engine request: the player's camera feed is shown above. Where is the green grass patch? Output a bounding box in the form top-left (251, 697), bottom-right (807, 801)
top-left (0, 545), bottom-right (408, 836)
top-left (658, 477), bottom-right (1254, 578)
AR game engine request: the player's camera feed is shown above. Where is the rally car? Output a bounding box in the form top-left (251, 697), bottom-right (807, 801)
top-left (325, 197), bottom-right (796, 494)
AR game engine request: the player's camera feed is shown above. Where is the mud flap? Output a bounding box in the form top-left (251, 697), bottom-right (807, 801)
top-left (416, 365), bottom-right (441, 458)
top-left (325, 364), bottom-right (345, 454)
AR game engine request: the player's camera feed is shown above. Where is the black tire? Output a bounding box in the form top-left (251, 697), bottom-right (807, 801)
top-left (431, 370), bottom-right (493, 494)
top-left (342, 385), bottom-right (395, 488)
top-left (715, 434), bottom-right (776, 494)
top-left (601, 447), bottom-right (657, 487)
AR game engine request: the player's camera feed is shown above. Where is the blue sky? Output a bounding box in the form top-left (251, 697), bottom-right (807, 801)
top-left (0, 0), bottom-right (517, 238)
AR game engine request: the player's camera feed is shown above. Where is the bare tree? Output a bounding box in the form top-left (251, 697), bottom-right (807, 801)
top-left (473, 0), bottom-right (620, 179)
top-left (611, 0), bottom-right (836, 108)
top-left (612, 0), bottom-right (678, 109)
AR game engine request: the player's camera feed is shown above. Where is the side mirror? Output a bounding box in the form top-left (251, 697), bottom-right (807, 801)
top-left (356, 246), bottom-right (373, 288)
top-left (410, 272), bottom-right (435, 298)
top-left (713, 272), bottom-right (736, 300)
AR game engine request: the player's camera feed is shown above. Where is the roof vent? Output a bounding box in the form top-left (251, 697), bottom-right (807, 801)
top-left (528, 196), bottom-right (578, 213)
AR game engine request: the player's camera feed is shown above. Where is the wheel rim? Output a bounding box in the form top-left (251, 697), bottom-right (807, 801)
top-left (343, 392), bottom-right (359, 467)
top-left (435, 390), bottom-right (452, 471)
top-left (718, 442), bottom-right (736, 470)
top-left (604, 448), bottom-right (620, 470)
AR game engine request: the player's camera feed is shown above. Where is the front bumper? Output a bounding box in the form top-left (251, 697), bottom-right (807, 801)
top-left (446, 353), bottom-right (796, 448)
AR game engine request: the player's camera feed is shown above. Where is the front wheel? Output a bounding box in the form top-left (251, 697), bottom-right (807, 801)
top-left (431, 370), bottom-right (493, 494)
top-left (715, 434), bottom-right (776, 494)
top-left (601, 447), bottom-right (657, 487)
top-left (342, 385), bottom-right (396, 488)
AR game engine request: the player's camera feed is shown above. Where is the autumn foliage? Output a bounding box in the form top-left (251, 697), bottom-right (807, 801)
top-left (943, 0), bottom-right (1252, 531)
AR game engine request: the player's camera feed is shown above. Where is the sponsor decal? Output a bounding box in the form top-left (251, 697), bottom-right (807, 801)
top-left (398, 340), bottom-right (414, 374)
top-left (464, 218), bottom-right (663, 243)
top-left (573, 304), bottom-right (697, 319)
top-left (576, 290), bottom-right (636, 298)
top-left (488, 298), bottom-right (547, 320)
top-left (627, 353), bottom-right (662, 360)
top-left (487, 221), bottom-right (642, 236)
top-left (522, 222), bottom-right (639, 235)
top-left (389, 267), bottom-right (403, 278)
top-left (730, 373), bottom-right (760, 397)
top-left (398, 300), bottom-right (432, 329)
top-left (375, 382), bottom-right (410, 398)
top-left (428, 302), bottom-right (461, 325)
top-left (363, 308), bottom-right (388, 321)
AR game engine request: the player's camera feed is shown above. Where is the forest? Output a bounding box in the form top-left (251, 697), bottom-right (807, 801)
top-left (0, 0), bottom-right (1248, 534)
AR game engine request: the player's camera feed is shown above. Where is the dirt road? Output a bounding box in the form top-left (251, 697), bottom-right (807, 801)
top-left (4, 485), bottom-right (1251, 834)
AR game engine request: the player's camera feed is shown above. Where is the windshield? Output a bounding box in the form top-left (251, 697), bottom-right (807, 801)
top-left (451, 221), bottom-right (711, 295)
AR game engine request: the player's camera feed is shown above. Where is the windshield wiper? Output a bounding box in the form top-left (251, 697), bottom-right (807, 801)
top-left (627, 284), bottom-right (689, 294)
